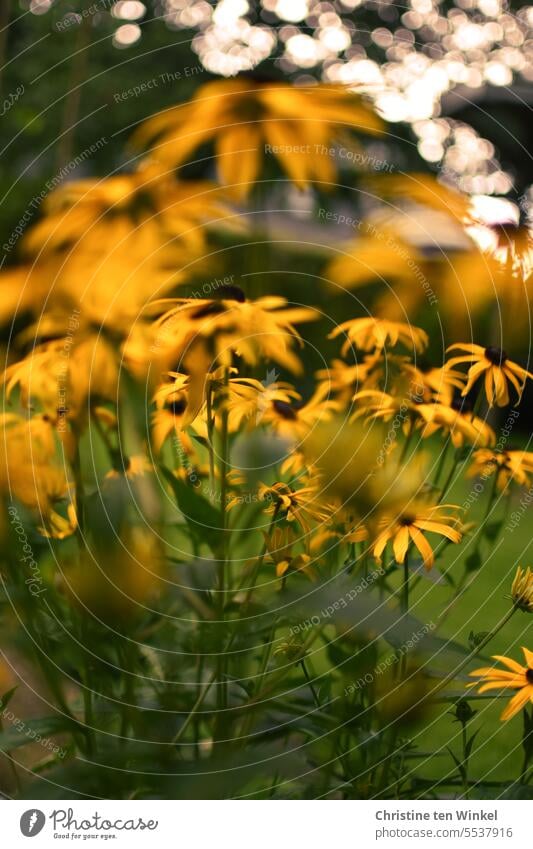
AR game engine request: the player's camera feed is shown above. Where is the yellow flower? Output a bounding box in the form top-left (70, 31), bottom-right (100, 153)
top-left (316, 357), bottom-right (377, 405)
top-left (325, 225), bottom-right (429, 293)
top-left (4, 333), bottom-right (119, 429)
top-left (222, 376), bottom-right (300, 432)
top-left (511, 566), bottom-right (533, 613)
top-left (151, 287), bottom-right (316, 374)
top-left (399, 361), bottom-right (466, 406)
top-left (372, 502), bottom-right (463, 570)
top-left (466, 449), bottom-right (533, 489)
top-left (416, 401), bottom-right (496, 448)
top-left (151, 372), bottom-right (208, 453)
top-left (469, 647), bottom-right (533, 720)
top-left (330, 317), bottom-right (428, 355)
top-left (446, 343), bottom-right (533, 407)
top-left (368, 172), bottom-right (473, 225)
top-left (258, 480), bottom-right (331, 534)
top-left (25, 168), bottom-right (225, 261)
top-left (133, 78), bottom-right (382, 197)
top-left (260, 383), bottom-right (340, 441)
top-left (263, 526), bottom-right (312, 578)
top-left (487, 221), bottom-right (533, 280)
top-left (351, 389), bottom-right (419, 425)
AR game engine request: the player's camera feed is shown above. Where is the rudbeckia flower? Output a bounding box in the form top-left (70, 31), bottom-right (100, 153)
top-left (486, 219), bottom-right (533, 280)
top-left (330, 317), bottom-right (428, 355)
top-left (222, 376), bottom-right (300, 432)
top-left (446, 344), bottom-right (533, 407)
top-left (151, 372), bottom-right (208, 453)
top-left (316, 357), bottom-right (377, 406)
top-left (3, 333), bottom-right (119, 429)
top-left (260, 383), bottom-right (340, 441)
top-left (367, 172), bottom-right (474, 226)
top-left (258, 480), bottom-right (331, 534)
top-left (416, 401), bottom-right (496, 448)
top-left (133, 77), bottom-right (382, 197)
top-left (325, 226), bottom-right (430, 294)
top-left (466, 449), bottom-right (533, 490)
top-left (151, 286), bottom-right (316, 374)
top-left (371, 502), bottom-right (463, 570)
top-left (469, 647), bottom-right (533, 720)
top-left (25, 167), bottom-right (225, 261)
top-left (263, 527), bottom-right (312, 578)
top-left (511, 566), bottom-right (533, 613)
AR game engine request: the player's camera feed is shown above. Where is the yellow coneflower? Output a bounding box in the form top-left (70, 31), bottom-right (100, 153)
top-left (469, 647), bottom-right (533, 720)
top-left (151, 372), bottom-right (208, 453)
top-left (446, 343), bottom-right (533, 407)
top-left (315, 357), bottom-right (377, 406)
top-left (367, 172), bottom-right (474, 225)
top-left (330, 317), bottom-right (428, 355)
top-left (25, 167), bottom-right (226, 260)
top-left (466, 448), bottom-right (533, 490)
top-left (263, 527), bottom-right (312, 578)
top-left (222, 376), bottom-right (300, 432)
top-left (3, 333), bottom-right (119, 429)
top-left (133, 78), bottom-right (382, 197)
top-left (351, 389), bottom-right (420, 425)
top-left (416, 400), bottom-right (496, 448)
top-left (151, 286), bottom-right (316, 375)
top-left (325, 225), bottom-right (428, 293)
top-left (372, 502), bottom-right (463, 570)
top-left (399, 361), bottom-right (466, 406)
top-left (258, 480), bottom-right (331, 534)
top-left (487, 220), bottom-right (533, 280)
top-left (511, 566), bottom-right (533, 613)
top-left (260, 383), bottom-right (340, 441)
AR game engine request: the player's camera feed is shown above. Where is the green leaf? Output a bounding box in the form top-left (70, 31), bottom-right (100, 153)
top-left (484, 520), bottom-right (503, 541)
top-left (0, 687), bottom-right (18, 712)
top-left (160, 466), bottom-right (222, 553)
top-left (0, 716), bottom-right (78, 753)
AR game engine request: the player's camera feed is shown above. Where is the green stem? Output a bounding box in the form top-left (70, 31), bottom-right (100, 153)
top-left (300, 658), bottom-right (320, 709)
top-left (214, 369), bottom-right (230, 741)
top-left (172, 673), bottom-right (216, 746)
top-left (461, 721), bottom-right (469, 798)
top-left (434, 437), bottom-right (452, 487)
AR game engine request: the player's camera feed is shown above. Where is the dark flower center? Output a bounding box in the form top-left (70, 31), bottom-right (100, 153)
top-left (451, 395), bottom-right (473, 414)
top-left (272, 400), bottom-right (298, 420)
top-left (191, 285), bottom-right (246, 319)
top-left (399, 515), bottom-right (415, 526)
top-left (526, 668), bottom-right (533, 684)
top-left (216, 284), bottom-right (246, 302)
top-left (168, 397), bottom-right (187, 415)
top-left (484, 346), bottom-right (507, 365)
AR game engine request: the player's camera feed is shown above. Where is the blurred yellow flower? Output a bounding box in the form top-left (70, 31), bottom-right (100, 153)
top-left (416, 401), bottom-right (496, 448)
top-left (134, 78), bottom-right (382, 197)
top-left (260, 383), bottom-right (340, 441)
top-left (330, 317), bottom-right (428, 355)
top-left (152, 287), bottom-right (316, 374)
top-left (263, 526), bottom-right (312, 578)
top-left (467, 449), bottom-right (533, 489)
top-left (258, 480), bottom-right (331, 534)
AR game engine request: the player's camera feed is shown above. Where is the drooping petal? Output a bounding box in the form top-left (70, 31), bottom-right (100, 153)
top-left (500, 686), bottom-right (533, 721)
